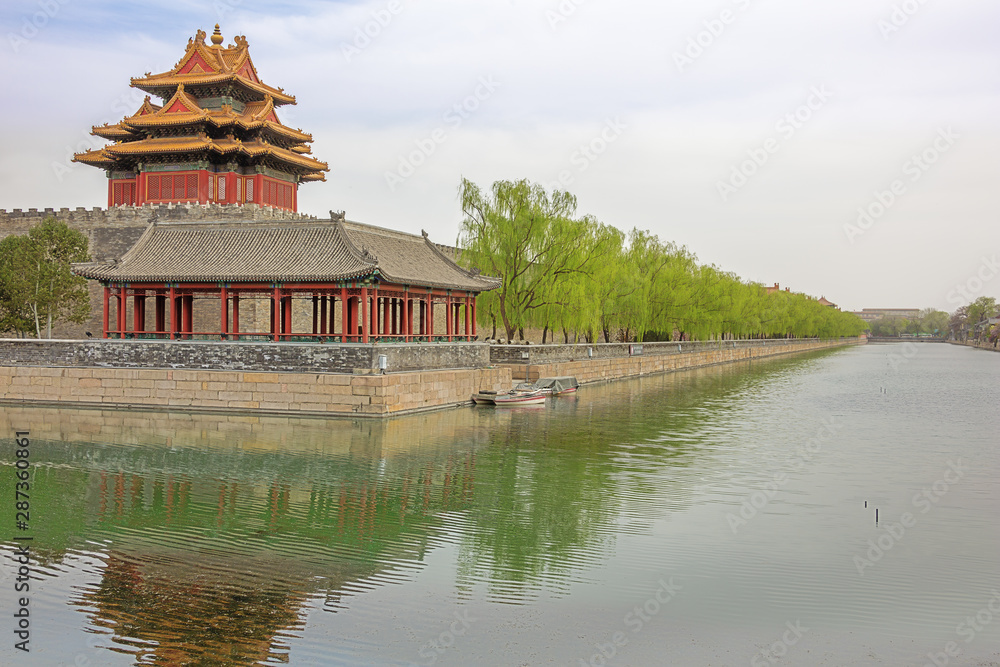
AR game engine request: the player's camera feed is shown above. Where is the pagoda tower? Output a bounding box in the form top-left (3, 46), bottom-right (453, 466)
top-left (74, 25), bottom-right (327, 212)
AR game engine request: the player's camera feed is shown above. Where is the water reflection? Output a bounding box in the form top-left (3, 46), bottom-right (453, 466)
top-left (0, 352), bottom-right (834, 665)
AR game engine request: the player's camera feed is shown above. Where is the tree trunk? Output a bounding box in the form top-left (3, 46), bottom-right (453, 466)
top-left (47, 277), bottom-right (54, 338)
top-left (563, 327), bottom-right (569, 344)
top-left (499, 299), bottom-right (516, 342)
top-left (31, 304), bottom-right (41, 339)
top-left (542, 324), bottom-right (549, 344)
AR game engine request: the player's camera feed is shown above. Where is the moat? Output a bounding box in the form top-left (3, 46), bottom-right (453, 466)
top-left (1, 343), bottom-right (998, 666)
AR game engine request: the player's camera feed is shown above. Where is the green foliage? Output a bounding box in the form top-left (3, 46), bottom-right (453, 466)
top-left (0, 218), bottom-right (91, 338)
top-left (459, 179), bottom-right (867, 342)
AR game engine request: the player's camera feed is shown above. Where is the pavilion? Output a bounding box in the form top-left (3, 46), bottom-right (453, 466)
top-left (69, 26), bottom-right (499, 342)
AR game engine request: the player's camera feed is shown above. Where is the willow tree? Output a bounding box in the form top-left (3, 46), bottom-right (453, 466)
top-left (0, 218), bottom-right (91, 338)
top-left (459, 178), bottom-right (613, 342)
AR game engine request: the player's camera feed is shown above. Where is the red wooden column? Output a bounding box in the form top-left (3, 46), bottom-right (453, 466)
top-left (445, 293), bottom-right (452, 340)
top-left (134, 292), bottom-right (146, 335)
top-left (361, 286), bottom-right (369, 344)
top-left (382, 297), bottom-right (390, 336)
top-left (464, 294), bottom-right (471, 341)
top-left (341, 287), bottom-right (349, 342)
top-left (405, 292), bottom-right (413, 341)
top-left (220, 286), bottom-right (229, 340)
top-left (370, 289), bottom-right (378, 340)
top-left (232, 292), bottom-right (240, 341)
top-left (117, 287), bottom-right (127, 339)
top-left (155, 290), bottom-right (166, 337)
top-left (471, 296), bottom-right (477, 337)
top-left (390, 298), bottom-right (398, 336)
top-left (427, 294), bottom-right (434, 340)
top-left (272, 286), bottom-right (281, 342)
top-left (312, 294), bottom-right (319, 336)
top-left (102, 286), bottom-right (110, 338)
top-left (327, 293), bottom-right (337, 336)
top-left (282, 293), bottom-right (292, 339)
top-left (168, 285), bottom-right (177, 340)
top-left (182, 294), bottom-right (193, 338)
top-left (319, 294), bottom-right (328, 338)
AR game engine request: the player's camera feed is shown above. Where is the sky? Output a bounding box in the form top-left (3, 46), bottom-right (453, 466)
top-left (1, 0), bottom-right (997, 313)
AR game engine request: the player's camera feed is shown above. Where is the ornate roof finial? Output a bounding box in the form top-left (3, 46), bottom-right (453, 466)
top-left (211, 24), bottom-right (224, 46)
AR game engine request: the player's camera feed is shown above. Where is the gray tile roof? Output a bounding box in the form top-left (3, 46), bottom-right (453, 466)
top-left (71, 216), bottom-right (500, 292)
top-left (342, 220), bottom-right (500, 292)
top-left (72, 220), bottom-right (376, 283)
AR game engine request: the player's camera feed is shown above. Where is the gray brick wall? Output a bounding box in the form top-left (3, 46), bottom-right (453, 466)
top-left (0, 339), bottom-right (489, 374)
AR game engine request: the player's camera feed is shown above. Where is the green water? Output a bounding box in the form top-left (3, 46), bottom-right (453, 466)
top-left (1, 343), bottom-right (998, 666)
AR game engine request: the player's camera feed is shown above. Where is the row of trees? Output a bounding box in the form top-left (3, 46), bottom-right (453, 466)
top-left (0, 218), bottom-right (91, 338)
top-left (867, 309), bottom-right (950, 338)
top-left (458, 178), bottom-right (868, 343)
top-left (948, 297), bottom-right (998, 344)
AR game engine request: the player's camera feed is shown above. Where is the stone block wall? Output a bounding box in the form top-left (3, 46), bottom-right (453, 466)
top-left (490, 338), bottom-right (853, 365)
top-left (0, 365), bottom-right (511, 417)
top-left (500, 338), bottom-right (860, 382)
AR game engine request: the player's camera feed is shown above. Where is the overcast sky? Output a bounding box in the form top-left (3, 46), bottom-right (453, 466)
top-left (1, 0), bottom-right (997, 312)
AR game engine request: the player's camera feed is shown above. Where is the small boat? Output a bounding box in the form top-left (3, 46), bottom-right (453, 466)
top-left (533, 376), bottom-right (579, 396)
top-left (493, 389), bottom-right (546, 406)
top-left (472, 390), bottom-right (499, 405)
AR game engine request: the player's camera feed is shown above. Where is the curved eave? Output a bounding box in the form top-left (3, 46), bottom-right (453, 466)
top-left (242, 142), bottom-right (328, 172)
top-left (130, 74), bottom-right (296, 105)
top-left (72, 149), bottom-right (116, 167)
top-left (93, 124), bottom-right (138, 140)
top-left (100, 136), bottom-right (326, 175)
top-left (104, 137), bottom-right (213, 156)
top-left (122, 115), bottom-right (313, 144)
top-left (123, 112), bottom-right (208, 129)
top-left (374, 273), bottom-right (500, 292)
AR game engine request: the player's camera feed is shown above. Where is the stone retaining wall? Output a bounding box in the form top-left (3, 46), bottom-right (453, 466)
top-left (951, 340), bottom-right (999, 352)
top-left (0, 365), bottom-right (510, 417)
top-left (490, 337), bottom-right (858, 365)
top-left (499, 338), bottom-right (860, 383)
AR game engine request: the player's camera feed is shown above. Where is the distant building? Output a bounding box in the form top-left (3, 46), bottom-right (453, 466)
top-left (816, 296), bottom-right (837, 309)
top-left (851, 308), bottom-right (921, 323)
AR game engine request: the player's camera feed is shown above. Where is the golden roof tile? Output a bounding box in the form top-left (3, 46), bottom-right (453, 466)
top-left (130, 28), bottom-right (295, 105)
top-left (72, 148), bottom-right (117, 167)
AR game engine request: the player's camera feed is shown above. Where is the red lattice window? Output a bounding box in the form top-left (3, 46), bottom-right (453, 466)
top-left (236, 177), bottom-right (242, 202)
top-left (147, 175), bottom-right (159, 200)
top-left (245, 177), bottom-right (254, 202)
top-left (208, 176), bottom-right (214, 201)
top-left (186, 174), bottom-right (197, 199)
top-left (218, 176), bottom-right (226, 201)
